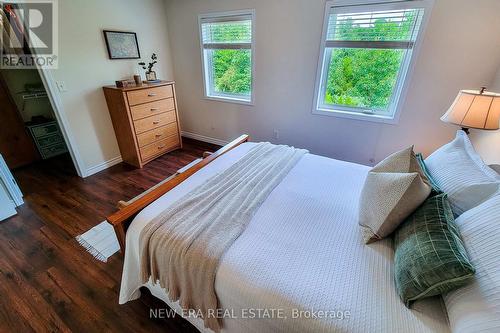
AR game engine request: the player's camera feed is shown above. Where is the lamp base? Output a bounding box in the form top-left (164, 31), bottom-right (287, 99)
top-left (461, 127), bottom-right (470, 135)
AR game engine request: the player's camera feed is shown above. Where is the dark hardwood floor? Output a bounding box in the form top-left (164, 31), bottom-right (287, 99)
top-left (0, 138), bottom-right (219, 333)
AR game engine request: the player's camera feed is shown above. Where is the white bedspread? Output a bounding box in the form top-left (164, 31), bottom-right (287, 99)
top-left (120, 142), bottom-right (450, 333)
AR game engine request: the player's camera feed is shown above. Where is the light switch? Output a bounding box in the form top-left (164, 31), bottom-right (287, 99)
top-left (56, 81), bottom-right (67, 92)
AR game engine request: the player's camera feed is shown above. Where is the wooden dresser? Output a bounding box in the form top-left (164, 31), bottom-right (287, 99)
top-left (103, 81), bottom-right (182, 168)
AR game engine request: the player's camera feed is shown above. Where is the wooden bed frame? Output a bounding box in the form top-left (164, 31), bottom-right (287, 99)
top-left (106, 134), bottom-right (250, 254)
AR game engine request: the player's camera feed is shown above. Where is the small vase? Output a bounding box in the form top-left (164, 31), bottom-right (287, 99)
top-left (145, 71), bottom-right (157, 81)
top-left (133, 74), bottom-right (142, 86)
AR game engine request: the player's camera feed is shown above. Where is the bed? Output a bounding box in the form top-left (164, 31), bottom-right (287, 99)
top-left (109, 135), bottom-right (450, 333)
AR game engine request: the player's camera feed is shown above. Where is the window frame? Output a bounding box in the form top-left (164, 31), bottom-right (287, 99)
top-left (312, 0), bottom-right (434, 124)
top-left (198, 9), bottom-right (256, 106)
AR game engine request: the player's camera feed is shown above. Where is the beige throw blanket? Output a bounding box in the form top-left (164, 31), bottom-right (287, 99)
top-left (139, 142), bottom-right (307, 332)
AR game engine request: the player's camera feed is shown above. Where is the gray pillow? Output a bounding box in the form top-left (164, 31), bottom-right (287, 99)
top-left (359, 146), bottom-right (431, 244)
top-left (489, 164), bottom-right (500, 174)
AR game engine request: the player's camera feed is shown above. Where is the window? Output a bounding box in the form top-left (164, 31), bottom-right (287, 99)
top-left (199, 10), bottom-right (255, 104)
top-left (313, 0), bottom-right (432, 123)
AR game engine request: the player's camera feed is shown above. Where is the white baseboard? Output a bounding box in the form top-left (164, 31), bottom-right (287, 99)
top-left (84, 156), bottom-right (123, 177)
top-left (181, 131), bottom-right (229, 146)
top-left (83, 132), bottom-right (227, 178)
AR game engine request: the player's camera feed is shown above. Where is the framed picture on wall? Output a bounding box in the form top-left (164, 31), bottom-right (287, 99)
top-left (103, 30), bottom-right (140, 59)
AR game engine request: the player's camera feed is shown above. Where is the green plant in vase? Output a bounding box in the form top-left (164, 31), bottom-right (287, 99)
top-left (138, 53), bottom-right (159, 82)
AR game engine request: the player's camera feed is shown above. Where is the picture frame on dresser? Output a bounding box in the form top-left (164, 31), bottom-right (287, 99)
top-left (103, 81), bottom-right (182, 168)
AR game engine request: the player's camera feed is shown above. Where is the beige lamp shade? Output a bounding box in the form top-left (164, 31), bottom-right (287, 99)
top-left (441, 89), bottom-right (500, 130)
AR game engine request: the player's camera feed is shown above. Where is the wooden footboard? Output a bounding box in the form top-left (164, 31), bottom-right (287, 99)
top-left (106, 134), bottom-right (250, 255)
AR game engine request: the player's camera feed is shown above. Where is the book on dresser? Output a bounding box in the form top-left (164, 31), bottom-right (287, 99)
top-left (103, 80), bottom-right (182, 168)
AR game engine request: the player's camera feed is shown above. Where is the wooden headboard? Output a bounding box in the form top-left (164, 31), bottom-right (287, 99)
top-left (106, 134), bottom-right (250, 254)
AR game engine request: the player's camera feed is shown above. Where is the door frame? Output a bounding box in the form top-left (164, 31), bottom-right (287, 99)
top-left (0, 154), bottom-right (23, 206)
top-left (2, 3), bottom-right (87, 178)
top-left (0, 186), bottom-right (17, 221)
top-left (37, 68), bottom-right (87, 178)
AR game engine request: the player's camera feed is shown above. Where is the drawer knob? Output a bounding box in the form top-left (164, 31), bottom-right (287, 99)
top-left (148, 93), bottom-right (157, 97)
top-left (158, 145), bottom-right (165, 149)
top-left (153, 121), bottom-right (160, 124)
top-left (150, 108), bottom-right (159, 111)
top-left (155, 134), bottom-right (162, 138)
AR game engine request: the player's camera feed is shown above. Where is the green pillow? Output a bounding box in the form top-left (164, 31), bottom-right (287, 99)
top-left (393, 193), bottom-right (475, 307)
top-left (416, 153), bottom-right (441, 194)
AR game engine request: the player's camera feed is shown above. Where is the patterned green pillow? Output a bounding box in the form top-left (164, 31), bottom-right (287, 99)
top-left (416, 153), bottom-right (442, 194)
top-left (393, 193), bottom-right (475, 307)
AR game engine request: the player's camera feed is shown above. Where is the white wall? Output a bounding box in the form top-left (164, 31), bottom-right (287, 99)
top-left (492, 68), bottom-right (500, 90)
top-left (165, 0), bottom-right (500, 165)
top-left (52, 0), bottom-right (174, 174)
top-left (469, 66), bottom-right (500, 165)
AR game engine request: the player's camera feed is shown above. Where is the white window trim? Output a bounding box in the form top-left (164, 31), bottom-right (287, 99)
top-left (198, 9), bottom-right (256, 106)
top-left (312, 0), bottom-right (434, 124)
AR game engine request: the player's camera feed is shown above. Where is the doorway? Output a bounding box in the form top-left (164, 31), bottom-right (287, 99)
top-left (0, 3), bottom-right (87, 221)
top-left (0, 68), bottom-right (74, 170)
top-left (0, 68), bottom-right (78, 219)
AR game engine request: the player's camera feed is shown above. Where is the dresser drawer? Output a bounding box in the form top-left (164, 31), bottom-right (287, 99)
top-left (140, 135), bottom-right (180, 162)
top-left (36, 133), bottom-right (64, 147)
top-left (130, 98), bottom-right (175, 121)
top-left (136, 122), bottom-right (178, 148)
top-left (30, 122), bottom-right (59, 138)
top-left (127, 85), bottom-right (173, 106)
top-left (133, 111), bottom-right (176, 134)
top-left (39, 142), bottom-right (68, 159)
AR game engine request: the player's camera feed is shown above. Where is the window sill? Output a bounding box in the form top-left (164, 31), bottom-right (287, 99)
top-left (204, 95), bottom-right (254, 106)
top-left (312, 107), bottom-right (399, 125)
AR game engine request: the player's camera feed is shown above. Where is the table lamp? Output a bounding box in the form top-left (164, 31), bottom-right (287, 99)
top-left (441, 87), bottom-right (500, 134)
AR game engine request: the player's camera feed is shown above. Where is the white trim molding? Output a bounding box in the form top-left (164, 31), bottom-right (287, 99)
top-left (85, 132), bottom-right (231, 176)
top-left (0, 199), bottom-right (17, 221)
top-left (181, 131), bottom-right (229, 147)
top-left (37, 68), bottom-right (87, 178)
top-left (85, 156), bottom-right (123, 177)
top-left (0, 154), bottom-right (23, 207)
top-left (84, 133), bottom-right (233, 177)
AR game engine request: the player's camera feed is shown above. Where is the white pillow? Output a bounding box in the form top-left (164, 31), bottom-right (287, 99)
top-left (443, 195), bottom-right (500, 333)
top-left (425, 130), bottom-right (500, 215)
